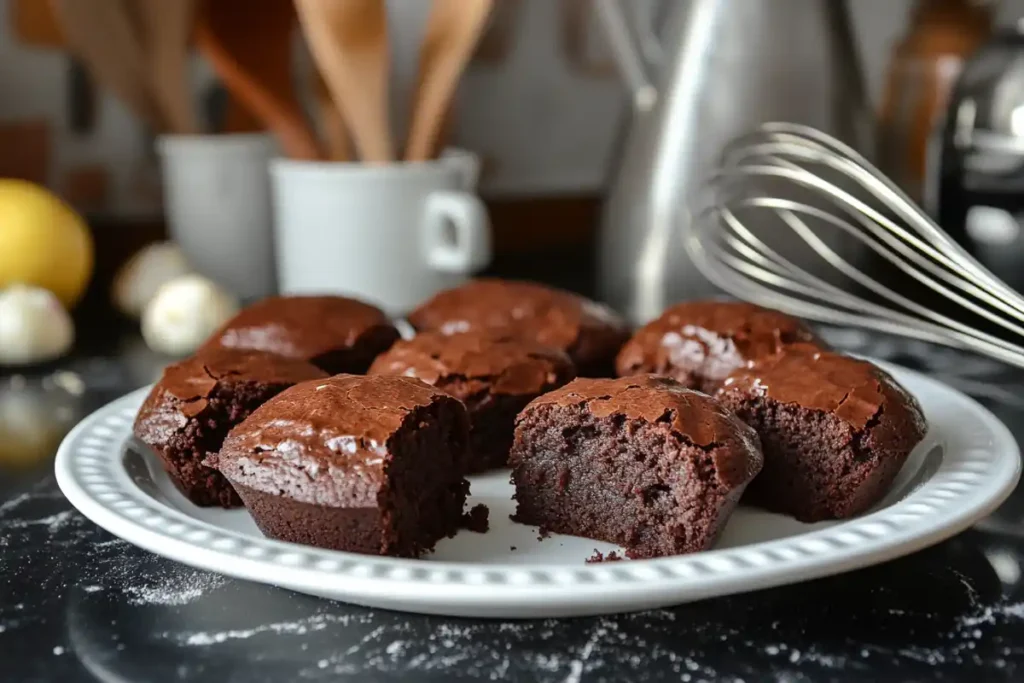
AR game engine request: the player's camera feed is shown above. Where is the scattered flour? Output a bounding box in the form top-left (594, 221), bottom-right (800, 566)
top-left (961, 602), bottom-right (1024, 628)
top-left (164, 612), bottom-right (365, 646)
top-left (0, 493), bottom-right (32, 517)
top-left (251, 598), bottom-right (1024, 680)
top-left (7, 510), bottom-right (78, 533)
top-left (123, 570), bottom-right (229, 606)
top-left (0, 479), bottom-right (63, 518)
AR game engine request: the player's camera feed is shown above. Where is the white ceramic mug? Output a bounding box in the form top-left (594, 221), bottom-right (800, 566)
top-left (157, 134), bottom-right (277, 302)
top-left (270, 150), bottom-right (492, 315)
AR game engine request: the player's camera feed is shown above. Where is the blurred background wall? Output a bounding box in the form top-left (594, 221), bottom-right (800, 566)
top-left (4, 0), bottom-right (1019, 218)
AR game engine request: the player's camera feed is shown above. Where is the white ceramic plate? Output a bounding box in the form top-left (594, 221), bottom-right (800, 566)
top-left (55, 361), bottom-right (1021, 618)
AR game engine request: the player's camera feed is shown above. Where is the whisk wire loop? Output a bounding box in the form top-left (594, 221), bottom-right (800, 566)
top-left (688, 122), bottom-right (1024, 369)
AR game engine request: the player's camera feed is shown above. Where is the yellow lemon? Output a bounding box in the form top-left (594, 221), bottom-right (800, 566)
top-left (0, 179), bottom-right (94, 308)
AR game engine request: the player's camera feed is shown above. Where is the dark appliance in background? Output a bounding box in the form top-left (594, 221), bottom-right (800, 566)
top-left (929, 21), bottom-right (1024, 295)
top-left (878, 0), bottom-right (994, 206)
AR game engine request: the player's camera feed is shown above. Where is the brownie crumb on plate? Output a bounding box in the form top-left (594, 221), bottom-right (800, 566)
top-left (210, 374), bottom-right (471, 557)
top-left (717, 345), bottom-right (927, 522)
top-left (460, 504), bottom-right (490, 533)
top-left (133, 348), bottom-right (327, 507)
top-left (510, 375), bottom-right (763, 559)
top-left (369, 331), bottom-right (575, 472)
top-left (586, 550), bottom-right (624, 563)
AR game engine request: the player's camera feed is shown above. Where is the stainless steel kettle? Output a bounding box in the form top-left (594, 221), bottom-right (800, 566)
top-left (595, 0), bottom-right (873, 325)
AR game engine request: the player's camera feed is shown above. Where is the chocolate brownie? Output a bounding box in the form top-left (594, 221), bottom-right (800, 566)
top-left (209, 374), bottom-right (472, 557)
top-left (716, 346), bottom-right (927, 522)
top-left (616, 301), bottom-right (823, 393)
top-left (367, 331), bottom-right (576, 472)
top-left (406, 279), bottom-right (629, 377)
top-left (509, 375), bottom-right (763, 558)
top-left (133, 348), bottom-right (328, 507)
top-left (201, 295), bottom-right (400, 375)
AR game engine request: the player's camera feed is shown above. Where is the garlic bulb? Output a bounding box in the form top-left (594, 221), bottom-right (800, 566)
top-left (0, 284), bottom-right (75, 366)
top-left (141, 275), bottom-right (239, 357)
top-left (112, 242), bottom-right (192, 319)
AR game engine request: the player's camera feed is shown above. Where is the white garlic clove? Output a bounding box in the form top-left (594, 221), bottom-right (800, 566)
top-left (141, 275), bottom-right (240, 357)
top-left (0, 284), bottom-right (75, 366)
top-left (112, 241), bottom-right (193, 320)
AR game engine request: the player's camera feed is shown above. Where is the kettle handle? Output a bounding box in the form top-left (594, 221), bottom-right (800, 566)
top-left (593, 0), bottom-right (659, 111)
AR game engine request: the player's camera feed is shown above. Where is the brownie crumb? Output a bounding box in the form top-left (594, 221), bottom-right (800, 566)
top-left (586, 550), bottom-right (624, 564)
top-left (461, 504), bottom-right (490, 533)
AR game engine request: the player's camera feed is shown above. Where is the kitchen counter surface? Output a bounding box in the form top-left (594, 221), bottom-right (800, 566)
top-left (2, 326), bottom-right (1024, 683)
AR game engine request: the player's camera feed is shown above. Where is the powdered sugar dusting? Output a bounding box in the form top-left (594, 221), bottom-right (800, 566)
top-left (0, 482), bottom-right (230, 614)
top-left (132, 593), bottom-right (1024, 680)
top-left (6, 510), bottom-right (78, 533)
top-left (173, 613), bottom-right (359, 645)
top-left (124, 570), bottom-right (228, 606)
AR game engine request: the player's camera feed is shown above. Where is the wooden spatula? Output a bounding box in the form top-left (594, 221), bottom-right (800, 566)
top-left (405, 0), bottom-right (493, 161)
top-left (49, 0), bottom-right (165, 131)
top-left (195, 0), bottom-right (321, 159)
top-left (294, 0), bottom-right (393, 163)
top-left (132, 0), bottom-right (200, 134)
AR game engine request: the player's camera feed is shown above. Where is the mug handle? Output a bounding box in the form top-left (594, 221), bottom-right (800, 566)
top-left (423, 190), bottom-right (492, 273)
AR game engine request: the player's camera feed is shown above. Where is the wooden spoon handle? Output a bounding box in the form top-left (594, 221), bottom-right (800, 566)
top-left (50, 0), bottom-right (166, 132)
top-left (294, 0), bottom-right (393, 163)
top-left (313, 71), bottom-right (351, 161)
top-left (405, 0), bottom-right (493, 161)
top-left (195, 18), bottom-right (322, 159)
top-left (134, 0), bottom-right (201, 134)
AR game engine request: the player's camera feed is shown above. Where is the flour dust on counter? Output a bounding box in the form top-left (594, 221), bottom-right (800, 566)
top-left (0, 476), bottom-right (227, 611)
top-left (123, 587), bottom-right (1024, 682)
top-left (53, 532), bottom-right (1022, 682)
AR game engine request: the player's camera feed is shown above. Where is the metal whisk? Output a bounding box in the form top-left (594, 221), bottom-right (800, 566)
top-left (685, 121), bottom-right (1024, 369)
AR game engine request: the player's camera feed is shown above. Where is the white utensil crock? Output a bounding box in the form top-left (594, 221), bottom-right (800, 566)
top-left (270, 150), bottom-right (491, 315)
top-left (157, 133), bottom-right (277, 302)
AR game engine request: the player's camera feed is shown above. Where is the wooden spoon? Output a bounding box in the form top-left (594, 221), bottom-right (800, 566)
top-left (294, 0), bottom-right (393, 163)
top-left (195, 0), bottom-right (321, 159)
top-left (313, 72), bottom-right (351, 161)
top-left (132, 0), bottom-right (201, 134)
top-left (49, 0), bottom-right (166, 131)
top-left (405, 0), bottom-right (494, 161)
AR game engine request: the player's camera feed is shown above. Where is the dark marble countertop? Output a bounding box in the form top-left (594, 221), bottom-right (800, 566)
top-left (3, 327), bottom-right (1024, 683)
